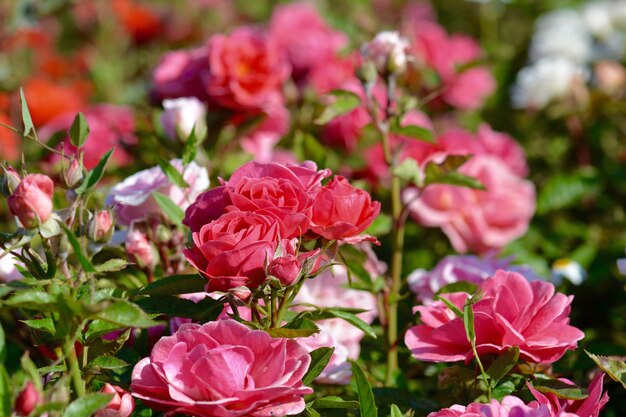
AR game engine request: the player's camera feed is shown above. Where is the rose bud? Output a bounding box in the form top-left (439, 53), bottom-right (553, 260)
top-left (229, 286), bottom-right (252, 302)
top-left (595, 60), bottom-right (626, 94)
top-left (87, 210), bottom-right (113, 243)
top-left (161, 97), bottom-right (206, 141)
top-left (15, 381), bottom-right (40, 416)
top-left (95, 383), bottom-right (135, 417)
top-left (361, 31), bottom-right (410, 76)
top-left (8, 174), bottom-right (54, 229)
top-left (269, 255), bottom-right (301, 286)
top-left (125, 229), bottom-right (158, 270)
top-left (63, 159), bottom-right (84, 189)
top-left (1, 166), bottom-right (21, 196)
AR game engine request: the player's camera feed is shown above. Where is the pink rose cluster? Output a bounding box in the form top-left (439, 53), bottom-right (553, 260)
top-left (131, 319), bottom-right (313, 417)
top-left (405, 270), bottom-right (584, 364)
top-left (183, 161), bottom-right (380, 292)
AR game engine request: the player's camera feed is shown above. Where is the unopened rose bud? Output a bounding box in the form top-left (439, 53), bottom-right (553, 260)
top-left (8, 174), bottom-right (54, 229)
top-left (0, 166), bottom-right (21, 196)
top-left (161, 97), bottom-right (206, 141)
top-left (15, 381), bottom-right (40, 416)
top-left (95, 384), bottom-right (135, 417)
top-left (269, 255), bottom-right (301, 286)
top-left (155, 224), bottom-right (172, 243)
top-left (63, 159), bottom-right (84, 189)
top-left (362, 31), bottom-right (410, 76)
top-left (125, 229), bottom-right (158, 270)
top-left (595, 60), bottom-right (626, 94)
top-left (87, 210), bottom-right (113, 243)
top-left (229, 286), bottom-right (252, 302)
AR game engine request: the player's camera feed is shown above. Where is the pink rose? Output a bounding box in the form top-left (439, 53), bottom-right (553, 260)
top-left (87, 210), bottom-right (113, 243)
top-left (239, 106), bottom-right (290, 162)
top-left (269, 2), bottom-right (347, 84)
top-left (269, 255), bottom-right (301, 286)
top-left (404, 155), bottom-right (535, 253)
top-left (39, 105), bottom-right (138, 169)
top-left (15, 381), bottom-right (40, 416)
top-left (161, 97), bottom-right (207, 141)
top-left (125, 229), bottom-right (157, 270)
top-left (106, 160), bottom-right (209, 226)
top-left (151, 48), bottom-right (210, 102)
top-left (205, 27), bottom-right (290, 110)
top-left (183, 186), bottom-right (230, 234)
top-left (311, 176), bottom-right (381, 241)
top-left (528, 374), bottom-right (609, 417)
top-left (405, 270), bottom-right (585, 364)
top-left (95, 384), bottom-right (135, 417)
top-left (476, 124), bottom-right (529, 177)
top-left (131, 320), bottom-right (313, 417)
top-left (184, 211), bottom-right (279, 292)
top-left (428, 396), bottom-right (549, 417)
top-left (8, 174), bottom-right (54, 229)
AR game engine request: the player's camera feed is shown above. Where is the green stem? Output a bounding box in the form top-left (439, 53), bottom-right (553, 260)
top-left (65, 338), bottom-right (85, 398)
top-left (274, 288), bottom-right (293, 327)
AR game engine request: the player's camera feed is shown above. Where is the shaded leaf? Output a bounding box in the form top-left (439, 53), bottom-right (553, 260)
top-left (492, 381), bottom-right (516, 400)
top-left (351, 361), bottom-right (378, 417)
top-left (586, 350), bottom-right (626, 389)
top-left (487, 347), bottom-right (519, 387)
top-left (62, 224), bottom-right (95, 272)
top-left (153, 192), bottom-right (184, 226)
top-left (134, 274), bottom-right (206, 296)
top-left (537, 169), bottom-right (599, 214)
top-left (266, 327), bottom-right (319, 338)
top-left (302, 347), bottom-right (334, 385)
top-left (182, 124), bottom-right (206, 165)
top-left (69, 113), bottom-right (89, 147)
top-left (157, 157), bottom-right (189, 188)
top-left (96, 259), bottom-right (129, 273)
top-left (390, 118), bottom-right (434, 143)
top-left (62, 393), bottom-right (113, 417)
top-left (94, 300), bottom-right (159, 328)
top-left (311, 397), bottom-right (360, 409)
top-left (19, 88), bottom-right (34, 136)
top-left (21, 318), bottom-right (55, 334)
top-left (314, 90), bottom-right (361, 125)
top-left (531, 379), bottom-right (589, 400)
top-left (88, 356), bottom-right (128, 370)
top-left (75, 149), bottom-right (114, 195)
top-left (390, 404), bottom-right (403, 417)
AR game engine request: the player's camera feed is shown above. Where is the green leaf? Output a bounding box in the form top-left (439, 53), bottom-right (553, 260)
top-left (75, 148), bottom-right (114, 195)
top-left (437, 281), bottom-right (478, 296)
top-left (266, 327), bottom-right (319, 338)
top-left (88, 356), bottom-right (129, 370)
top-left (19, 87), bottom-right (34, 136)
top-left (69, 113), bottom-right (90, 147)
top-left (134, 274), bottom-right (206, 296)
top-left (537, 168), bottom-right (599, 214)
top-left (423, 155), bottom-right (485, 190)
top-left (302, 308), bottom-right (376, 339)
top-left (21, 318), bottom-right (55, 334)
top-left (311, 396), bottom-right (360, 409)
top-left (95, 259), bottom-right (130, 273)
top-left (364, 213), bottom-right (392, 237)
top-left (350, 361), bottom-right (378, 417)
top-left (531, 379), bottom-right (589, 400)
top-left (390, 404), bottom-right (403, 417)
top-left (586, 350), bottom-right (626, 389)
top-left (492, 381), bottom-right (516, 400)
top-left (94, 300), bottom-right (159, 328)
top-left (62, 393), bottom-right (113, 417)
top-left (0, 323), bottom-right (4, 363)
top-left (302, 347), bottom-right (335, 385)
top-left (392, 158), bottom-right (422, 186)
top-left (314, 90), bottom-right (361, 125)
top-left (4, 290), bottom-right (56, 310)
top-left (134, 295), bottom-right (223, 321)
top-left (390, 118), bottom-right (434, 143)
top-left (61, 224), bottom-right (95, 273)
top-left (153, 192), bottom-right (185, 226)
top-left (302, 405), bottom-right (321, 417)
top-left (157, 157), bottom-right (189, 188)
top-left (0, 366), bottom-right (10, 416)
top-left (434, 295), bottom-right (464, 318)
top-left (487, 347), bottom-right (519, 387)
top-left (182, 125), bottom-right (206, 165)
top-left (87, 329), bottom-right (131, 361)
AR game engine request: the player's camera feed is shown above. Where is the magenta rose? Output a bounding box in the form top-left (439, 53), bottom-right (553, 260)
top-left (528, 374), bottom-right (609, 417)
top-left (151, 48), bottom-right (210, 102)
top-left (205, 27), bottom-right (290, 110)
top-left (311, 176), bottom-right (381, 241)
top-left (428, 396), bottom-right (549, 417)
top-left (95, 384), bottom-right (135, 417)
top-left (184, 211), bottom-right (279, 292)
top-left (405, 270), bottom-right (584, 364)
top-left (131, 320), bottom-right (313, 417)
top-left (8, 174), bottom-right (54, 229)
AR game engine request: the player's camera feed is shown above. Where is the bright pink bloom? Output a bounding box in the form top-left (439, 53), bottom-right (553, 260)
top-left (528, 374), bottom-right (609, 417)
top-left (428, 396), bottom-right (550, 417)
top-left (131, 320), bottom-right (312, 417)
top-left (404, 155), bottom-right (535, 253)
top-left (151, 48), bottom-right (210, 102)
top-left (411, 22), bottom-right (495, 110)
top-left (15, 381), bottom-right (40, 416)
top-left (476, 124), bottom-right (529, 177)
top-left (184, 211), bottom-right (279, 292)
top-left (311, 176), bottom-right (381, 241)
top-left (239, 106), bottom-right (290, 162)
top-left (8, 174), bottom-right (54, 229)
top-left (405, 270), bottom-right (584, 364)
top-left (205, 27), bottom-right (290, 110)
top-left (95, 384), bottom-right (135, 417)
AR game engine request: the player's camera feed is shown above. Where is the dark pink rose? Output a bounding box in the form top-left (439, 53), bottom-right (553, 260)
top-left (311, 176), bottom-right (381, 241)
top-left (476, 124), bottom-right (529, 177)
top-left (8, 174), bottom-right (54, 229)
top-left (183, 186), bottom-right (230, 234)
top-left (184, 211), bottom-right (279, 292)
top-left (39, 105), bottom-right (138, 169)
top-left (308, 54), bottom-right (357, 95)
top-left (428, 396), bottom-right (549, 417)
top-left (151, 48), bottom-right (210, 102)
top-left (528, 374), bottom-right (609, 417)
top-left (131, 320), bottom-right (313, 417)
top-left (269, 255), bottom-right (301, 286)
top-left (404, 155), bottom-right (535, 253)
top-left (269, 2), bottom-right (347, 83)
top-left (405, 270), bottom-right (585, 364)
top-left (15, 382), bottom-right (40, 416)
top-left (205, 27), bottom-right (290, 110)
top-left (95, 384), bottom-right (135, 417)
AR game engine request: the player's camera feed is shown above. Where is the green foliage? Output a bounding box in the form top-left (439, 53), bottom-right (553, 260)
top-left (69, 113), bottom-right (90, 148)
top-left (303, 347), bottom-right (335, 385)
top-left (314, 90), bottom-right (362, 125)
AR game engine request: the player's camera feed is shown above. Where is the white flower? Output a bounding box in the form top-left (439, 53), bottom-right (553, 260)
top-left (582, 1), bottom-right (616, 38)
top-left (362, 31), bottom-right (410, 75)
top-left (161, 97), bottom-right (206, 141)
top-left (511, 57), bottom-right (588, 109)
top-left (551, 258), bottom-right (586, 285)
top-left (0, 252), bottom-right (22, 282)
top-left (530, 10), bottom-right (592, 64)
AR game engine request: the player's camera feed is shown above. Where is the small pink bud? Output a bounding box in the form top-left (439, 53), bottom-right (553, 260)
top-left (269, 255), bottom-right (301, 286)
top-left (95, 383), bottom-right (135, 417)
top-left (8, 174), bottom-right (54, 229)
top-left (63, 159), bottom-right (84, 189)
top-left (15, 381), bottom-right (40, 416)
top-left (361, 31), bottom-right (410, 76)
top-left (87, 210), bottom-right (113, 243)
top-left (1, 166), bottom-right (21, 196)
top-left (229, 286), bottom-right (252, 302)
top-left (125, 229), bottom-right (157, 270)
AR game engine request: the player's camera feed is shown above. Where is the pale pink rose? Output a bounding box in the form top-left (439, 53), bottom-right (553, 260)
top-left (269, 2), bottom-right (347, 83)
top-left (8, 174), bottom-right (54, 229)
top-left (362, 31), bottom-right (410, 75)
top-left (528, 374), bottom-right (609, 417)
top-left (131, 320), bottom-right (313, 417)
top-left (106, 159), bottom-right (209, 226)
top-left (405, 270), bottom-right (585, 364)
top-left (125, 229), bottom-right (157, 270)
top-left (95, 384), bottom-right (135, 417)
top-left (404, 155), bottom-right (535, 253)
top-left (428, 396), bottom-right (550, 417)
top-left (239, 106), bottom-right (290, 162)
top-left (0, 252), bottom-right (23, 282)
top-left (39, 105), bottom-right (138, 169)
top-left (205, 27), bottom-right (290, 110)
top-left (87, 210), bottom-right (113, 243)
top-left (161, 97), bottom-right (206, 141)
